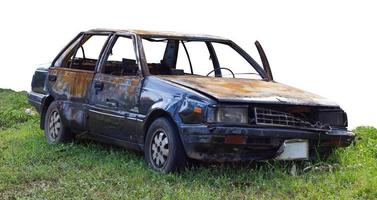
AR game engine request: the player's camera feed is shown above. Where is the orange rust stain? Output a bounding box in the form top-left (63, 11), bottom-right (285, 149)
top-left (51, 68), bottom-right (94, 99)
top-left (160, 75), bottom-right (324, 102)
top-left (127, 79), bottom-right (140, 94)
top-left (95, 73), bottom-right (141, 107)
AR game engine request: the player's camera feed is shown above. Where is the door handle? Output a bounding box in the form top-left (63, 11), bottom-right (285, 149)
top-left (94, 81), bottom-right (104, 90)
top-left (48, 74), bottom-right (57, 82)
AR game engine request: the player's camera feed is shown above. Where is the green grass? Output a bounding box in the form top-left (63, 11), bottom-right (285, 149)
top-left (0, 89), bottom-right (376, 199)
top-left (0, 89), bottom-right (34, 130)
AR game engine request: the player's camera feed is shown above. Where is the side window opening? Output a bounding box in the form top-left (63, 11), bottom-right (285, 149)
top-left (176, 41), bottom-right (214, 76)
top-left (102, 36), bottom-right (139, 76)
top-left (142, 38), bottom-right (171, 75)
top-left (53, 34), bottom-right (83, 68)
top-left (141, 38), bottom-right (215, 76)
top-left (58, 34), bottom-right (109, 71)
top-left (176, 41), bottom-right (192, 74)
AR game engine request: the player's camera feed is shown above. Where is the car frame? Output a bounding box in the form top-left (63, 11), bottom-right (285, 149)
top-left (28, 29), bottom-right (355, 172)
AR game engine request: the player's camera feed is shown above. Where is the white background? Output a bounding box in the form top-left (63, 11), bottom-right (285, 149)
top-left (0, 0), bottom-right (376, 128)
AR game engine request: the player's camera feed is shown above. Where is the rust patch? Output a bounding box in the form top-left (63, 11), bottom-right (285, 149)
top-left (96, 74), bottom-right (141, 110)
top-left (159, 75), bottom-right (337, 106)
top-left (89, 28), bottom-right (228, 41)
top-left (50, 68), bottom-right (94, 99)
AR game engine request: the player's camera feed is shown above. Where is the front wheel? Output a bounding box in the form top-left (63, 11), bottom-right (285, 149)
top-left (144, 117), bottom-right (187, 173)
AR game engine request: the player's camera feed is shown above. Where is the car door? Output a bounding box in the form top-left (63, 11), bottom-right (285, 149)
top-left (47, 33), bottom-right (110, 131)
top-left (88, 34), bottom-right (144, 142)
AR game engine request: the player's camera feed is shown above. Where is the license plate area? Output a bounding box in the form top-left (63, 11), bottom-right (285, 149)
top-left (275, 139), bottom-right (309, 160)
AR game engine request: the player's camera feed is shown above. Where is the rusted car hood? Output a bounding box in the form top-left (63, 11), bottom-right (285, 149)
top-left (159, 76), bottom-right (338, 106)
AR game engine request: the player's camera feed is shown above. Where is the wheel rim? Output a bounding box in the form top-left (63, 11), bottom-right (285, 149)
top-left (48, 110), bottom-right (61, 141)
top-left (151, 129), bottom-right (169, 168)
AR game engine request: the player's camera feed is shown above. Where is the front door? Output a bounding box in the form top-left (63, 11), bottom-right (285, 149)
top-left (88, 35), bottom-right (143, 142)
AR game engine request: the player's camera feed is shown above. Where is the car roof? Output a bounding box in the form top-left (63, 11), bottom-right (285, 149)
top-left (85, 28), bottom-right (230, 41)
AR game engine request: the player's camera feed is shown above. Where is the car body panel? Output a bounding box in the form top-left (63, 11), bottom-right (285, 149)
top-left (88, 29), bottom-right (230, 41)
top-left (179, 124), bottom-right (354, 161)
top-left (48, 68), bottom-right (94, 101)
top-left (159, 75), bottom-right (338, 106)
top-left (88, 73), bottom-right (143, 142)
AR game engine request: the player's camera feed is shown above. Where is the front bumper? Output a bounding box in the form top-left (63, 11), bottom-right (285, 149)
top-left (180, 125), bottom-right (355, 162)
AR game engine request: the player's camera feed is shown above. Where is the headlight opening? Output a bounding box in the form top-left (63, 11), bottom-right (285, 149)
top-left (207, 106), bottom-right (248, 124)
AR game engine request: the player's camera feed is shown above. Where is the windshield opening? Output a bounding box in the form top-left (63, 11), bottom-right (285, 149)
top-left (141, 37), bottom-right (262, 79)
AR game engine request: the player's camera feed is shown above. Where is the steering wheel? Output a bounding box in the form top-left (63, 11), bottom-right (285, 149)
top-left (206, 67), bottom-right (235, 78)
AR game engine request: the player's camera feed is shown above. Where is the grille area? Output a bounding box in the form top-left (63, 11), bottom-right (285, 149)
top-left (254, 107), bottom-right (329, 131)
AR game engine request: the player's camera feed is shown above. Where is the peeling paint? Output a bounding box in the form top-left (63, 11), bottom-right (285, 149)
top-left (50, 68), bottom-right (94, 100)
top-left (159, 75), bottom-right (338, 106)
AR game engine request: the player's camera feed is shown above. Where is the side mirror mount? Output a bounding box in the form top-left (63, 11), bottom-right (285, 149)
top-left (255, 41), bottom-right (273, 81)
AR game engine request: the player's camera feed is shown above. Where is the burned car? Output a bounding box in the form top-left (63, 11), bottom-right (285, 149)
top-left (28, 29), bottom-right (354, 172)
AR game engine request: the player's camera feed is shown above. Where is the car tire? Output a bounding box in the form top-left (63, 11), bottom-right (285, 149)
top-left (144, 117), bottom-right (187, 173)
top-left (44, 101), bottom-right (73, 144)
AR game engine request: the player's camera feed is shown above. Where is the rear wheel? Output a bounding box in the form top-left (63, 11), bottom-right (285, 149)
top-left (144, 117), bottom-right (187, 173)
top-left (44, 101), bottom-right (73, 144)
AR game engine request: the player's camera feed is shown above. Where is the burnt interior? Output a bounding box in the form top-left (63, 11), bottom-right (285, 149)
top-left (146, 39), bottom-right (192, 76)
top-left (102, 59), bottom-right (139, 76)
top-left (67, 58), bottom-right (97, 71)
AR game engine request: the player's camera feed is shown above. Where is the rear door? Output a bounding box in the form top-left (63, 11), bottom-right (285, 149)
top-left (88, 34), bottom-right (144, 142)
top-left (47, 33), bottom-right (110, 131)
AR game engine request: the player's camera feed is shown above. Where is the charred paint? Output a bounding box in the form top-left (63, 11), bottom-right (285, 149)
top-left (49, 68), bottom-right (94, 101)
top-left (92, 73), bottom-right (142, 110)
top-left (89, 28), bottom-right (229, 41)
top-left (159, 75), bottom-right (338, 106)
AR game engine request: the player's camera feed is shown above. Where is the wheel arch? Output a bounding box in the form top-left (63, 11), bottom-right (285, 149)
top-left (143, 109), bottom-right (181, 144)
top-left (40, 95), bottom-right (55, 130)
